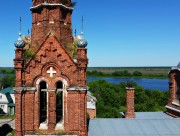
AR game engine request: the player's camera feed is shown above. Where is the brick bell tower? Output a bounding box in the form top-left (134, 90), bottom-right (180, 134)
top-left (14, 0), bottom-right (88, 135)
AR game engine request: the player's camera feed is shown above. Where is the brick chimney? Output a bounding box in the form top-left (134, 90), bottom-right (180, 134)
top-left (125, 85), bottom-right (135, 118)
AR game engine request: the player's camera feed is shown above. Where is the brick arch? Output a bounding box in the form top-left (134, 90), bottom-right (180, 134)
top-left (53, 77), bottom-right (69, 89)
top-left (34, 76), bottom-right (51, 89)
top-left (41, 62), bottom-right (61, 77)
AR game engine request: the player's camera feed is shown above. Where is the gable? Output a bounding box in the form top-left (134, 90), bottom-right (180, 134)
top-left (24, 34), bottom-right (79, 86)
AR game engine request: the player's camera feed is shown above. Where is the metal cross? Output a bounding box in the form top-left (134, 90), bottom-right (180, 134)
top-left (47, 67), bottom-right (56, 77)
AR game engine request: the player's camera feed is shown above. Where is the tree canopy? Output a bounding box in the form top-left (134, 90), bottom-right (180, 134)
top-left (88, 80), bottom-right (169, 118)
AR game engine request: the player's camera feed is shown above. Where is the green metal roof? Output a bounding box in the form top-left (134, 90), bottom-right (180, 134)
top-left (8, 103), bottom-right (15, 107)
top-left (0, 87), bottom-right (14, 104)
top-left (6, 93), bottom-right (13, 103)
top-left (0, 87), bottom-right (14, 94)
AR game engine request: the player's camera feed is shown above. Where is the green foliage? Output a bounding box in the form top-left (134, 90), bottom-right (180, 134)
top-left (0, 75), bottom-right (15, 88)
top-left (88, 80), bottom-right (169, 118)
top-left (23, 50), bottom-right (36, 59)
top-left (88, 80), bottom-right (121, 118)
top-left (112, 70), bottom-right (131, 77)
top-left (72, 40), bottom-right (78, 58)
top-left (87, 69), bottom-right (167, 79)
top-left (0, 68), bottom-right (15, 74)
top-left (0, 115), bottom-right (15, 119)
top-left (87, 70), bottom-right (105, 77)
top-left (62, 0), bottom-right (77, 7)
top-left (132, 71), bottom-right (142, 76)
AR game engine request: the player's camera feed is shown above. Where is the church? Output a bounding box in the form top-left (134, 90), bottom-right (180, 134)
top-left (13, 0), bottom-right (180, 136)
top-left (14, 0), bottom-right (88, 135)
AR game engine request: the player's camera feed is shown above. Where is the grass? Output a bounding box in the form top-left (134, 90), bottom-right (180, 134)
top-left (87, 67), bottom-right (170, 79)
top-left (87, 67), bottom-right (170, 75)
top-left (0, 114), bottom-right (15, 119)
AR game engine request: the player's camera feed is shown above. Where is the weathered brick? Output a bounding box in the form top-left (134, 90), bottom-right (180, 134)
top-left (14, 0), bottom-right (88, 135)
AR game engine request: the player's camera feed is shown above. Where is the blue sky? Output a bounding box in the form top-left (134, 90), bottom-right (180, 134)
top-left (0, 0), bottom-right (180, 67)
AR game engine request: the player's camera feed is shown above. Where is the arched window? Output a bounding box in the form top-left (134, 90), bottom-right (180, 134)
top-left (40, 81), bottom-right (47, 123)
top-left (56, 81), bottom-right (63, 123)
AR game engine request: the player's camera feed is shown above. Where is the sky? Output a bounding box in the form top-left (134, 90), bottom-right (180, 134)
top-left (0, 0), bottom-right (180, 67)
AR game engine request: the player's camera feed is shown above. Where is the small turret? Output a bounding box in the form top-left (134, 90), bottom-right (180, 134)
top-left (14, 17), bottom-right (24, 87)
top-left (77, 17), bottom-right (88, 86)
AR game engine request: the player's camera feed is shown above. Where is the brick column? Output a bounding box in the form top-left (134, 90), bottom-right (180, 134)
top-left (77, 47), bottom-right (88, 86)
top-left (15, 91), bottom-right (23, 136)
top-left (168, 73), bottom-right (176, 105)
top-left (14, 48), bottom-right (24, 87)
top-left (48, 90), bottom-right (56, 131)
top-left (125, 87), bottom-right (135, 118)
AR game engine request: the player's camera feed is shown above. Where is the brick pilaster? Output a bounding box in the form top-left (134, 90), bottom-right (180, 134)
top-left (15, 91), bottom-right (23, 136)
top-left (24, 91), bottom-right (35, 134)
top-left (48, 90), bottom-right (56, 131)
top-left (34, 89), bottom-right (40, 131)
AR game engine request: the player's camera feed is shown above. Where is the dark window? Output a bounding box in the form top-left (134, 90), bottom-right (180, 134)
top-left (56, 81), bottom-right (63, 123)
top-left (40, 81), bottom-right (47, 123)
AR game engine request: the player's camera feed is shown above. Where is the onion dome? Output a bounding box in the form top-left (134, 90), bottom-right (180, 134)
top-left (14, 33), bottom-right (25, 48)
top-left (77, 32), bottom-right (88, 48)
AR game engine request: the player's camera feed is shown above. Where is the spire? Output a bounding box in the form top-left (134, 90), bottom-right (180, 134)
top-left (74, 29), bottom-right (77, 37)
top-left (80, 16), bottom-right (84, 37)
top-left (19, 17), bottom-right (22, 37)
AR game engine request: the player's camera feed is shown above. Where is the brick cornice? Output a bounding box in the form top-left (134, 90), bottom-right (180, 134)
top-left (13, 87), bottom-right (37, 92)
top-left (30, 3), bottom-right (74, 11)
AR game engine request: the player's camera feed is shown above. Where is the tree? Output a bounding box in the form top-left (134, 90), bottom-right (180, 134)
top-left (132, 71), bottom-right (142, 76)
top-left (1, 75), bottom-right (15, 88)
top-left (88, 80), bottom-right (169, 117)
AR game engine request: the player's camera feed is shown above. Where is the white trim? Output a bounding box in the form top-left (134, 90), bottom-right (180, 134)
top-left (39, 122), bottom-right (48, 130)
top-left (67, 86), bottom-right (89, 91)
top-left (172, 101), bottom-right (180, 106)
top-left (30, 3), bottom-right (74, 11)
top-left (166, 105), bottom-right (180, 113)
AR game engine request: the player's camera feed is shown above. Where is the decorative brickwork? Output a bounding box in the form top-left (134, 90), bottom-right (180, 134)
top-left (125, 87), bottom-right (135, 118)
top-left (14, 0), bottom-right (88, 135)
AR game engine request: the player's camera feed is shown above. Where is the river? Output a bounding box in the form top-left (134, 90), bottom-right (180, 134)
top-left (87, 77), bottom-right (169, 91)
top-left (0, 74), bottom-right (169, 91)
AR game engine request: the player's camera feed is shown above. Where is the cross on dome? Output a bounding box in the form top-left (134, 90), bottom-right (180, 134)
top-left (47, 67), bottom-right (56, 77)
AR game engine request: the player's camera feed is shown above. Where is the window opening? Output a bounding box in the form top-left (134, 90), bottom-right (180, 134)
top-left (56, 81), bottom-right (63, 123)
top-left (40, 81), bottom-right (47, 123)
